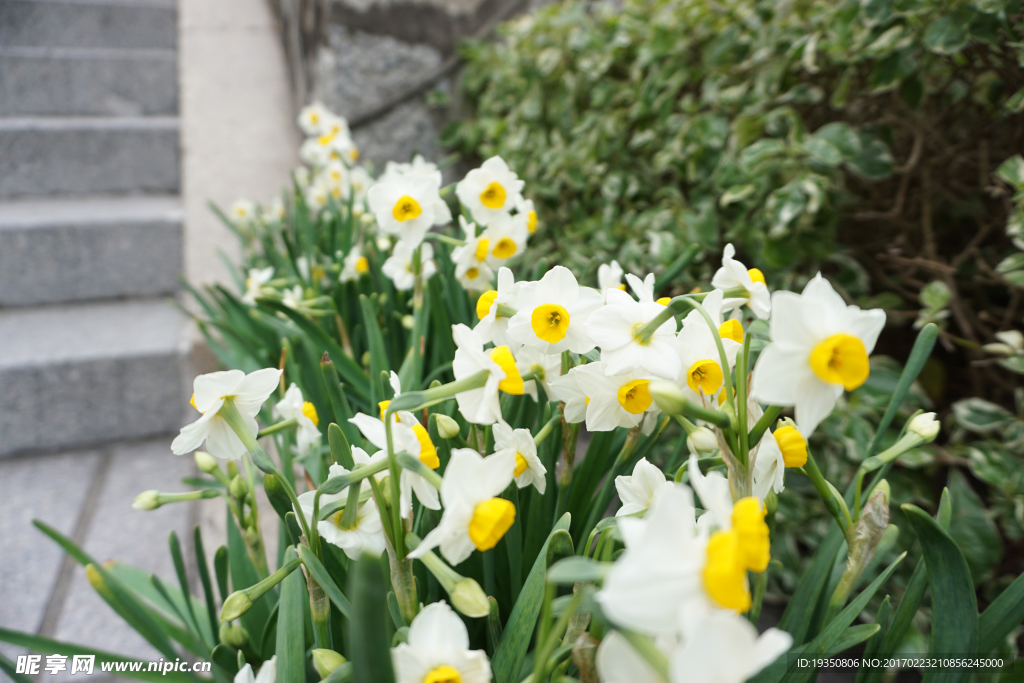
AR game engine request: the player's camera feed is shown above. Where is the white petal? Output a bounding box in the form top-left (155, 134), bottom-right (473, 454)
top-left (596, 631), bottom-right (662, 683)
top-left (794, 374), bottom-right (842, 437)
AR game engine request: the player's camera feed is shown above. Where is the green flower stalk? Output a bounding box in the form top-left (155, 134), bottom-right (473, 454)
top-left (221, 555), bottom-right (302, 622)
top-left (406, 533), bottom-right (489, 618)
top-left (132, 488), bottom-right (219, 511)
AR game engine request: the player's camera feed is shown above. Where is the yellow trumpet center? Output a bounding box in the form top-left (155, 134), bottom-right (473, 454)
top-left (492, 237), bottom-right (517, 259)
top-left (480, 182), bottom-right (506, 210)
top-left (378, 400), bottom-right (391, 421)
top-left (474, 238), bottom-right (490, 262)
top-left (809, 333), bottom-right (869, 391)
top-left (422, 664), bottom-right (462, 683)
top-left (656, 296), bottom-right (671, 306)
top-left (466, 267), bottom-right (480, 280)
top-left (489, 345), bottom-right (524, 395)
top-left (732, 497), bottom-right (770, 573)
top-left (527, 210), bottom-right (537, 233)
top-left (476, 290), bottom-right (498, 320)
top-left (468, 497), bottom-right (516, 551)
top-left (773, 425), bottom-right (807, 468)
top-left (514, 453), bottom-right (528, 477)
top-left (412, 424), bottom-right (439, 469)
top-left (687, 359), bottom-right (724, 395)
top-left (531, 303), bottom-right (570, 343)
top-left (718, 319), bottom-right (744, 343)
top-left (747, 268), bottom-right (766, 286)
top-left (355, 256), bottom-right (369, 274)
top-left (302, 401), bottom-right (319, 427)
top-left (617, 379), bottom-right (652, 415)
top-left (702, 530), bottom-right (752, 612)
top-left (392, 195), bottom-right (422, 222)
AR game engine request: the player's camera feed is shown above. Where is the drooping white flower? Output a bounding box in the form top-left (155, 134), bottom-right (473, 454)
top-left (382, 240), bottom-right (437, 291)
top-left (507, 266), bottom-right (602, 354)
top-left (674, 289), bottom-right (742, 405)
top-left (295, 457), bottom-right (385, 560)
top-left (455, 156), bottom-right (525, 226)
top-left (615, 457), bottom-right (672, 517)
top-left (368, 175), bottom-right (451, 245)
top-left (712, 243), bottom-right (771, 319)
top-left (235, 655), bottom-right (276, 683)
top-left (392, 602), bottom-right (492, 683)
top-left (171, 368), bottom-right (282, 460)
top-left (451, 324), bottom-right (524, 424)
top-left (597, 260), bottom-right (625, 302)
top-left (748, 398), bottom-right (785, 500)
top-left (750, 273), bottom-right (885, 436)
top-left (340, 246), bottom-right (369, 283)
top-left (514, 345), bottom-right (562, 401)
top-left (241, 266), bottom-right (275, 306)
top-left (493, 423), bottom-right (547, 493)
top-left (451, 216), bottom-right (496, 293)
top-left (298, 101), bottom-right (332, 135)
top-left (587, 273), bottom-right (680, 379)
top-left (408, 448), bottom-right (517, 565)
top-left (669, 611), bottom-right (791, 683)
top-left (548, 366), bottom-right (589, 424)
top-left (474, 267), bottom-right (523, 351)
top-left (274, 383), bottom-right (321, 454)
top-left (573, 362), bottom-right (660, 433)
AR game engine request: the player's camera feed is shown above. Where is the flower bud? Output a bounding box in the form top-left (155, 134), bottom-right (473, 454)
top-left (401, 314), bottom-right (414, 330)
top-left (450, 578), bottom-right (490, 618)
top-left (220, 590), bottom-right (254, 622)
top-left (219, 623), bottom-right (249, 648)
top-left (132, 490), bottom-right (161, 511)
top-left (686, 427), bottom-right (718, 455)
top-left (648, 380), bottom-right (688, 416)
top-left (312, 649), bottom-right (347, 677)
top-left (229, 475), bottom-right (249, 499)
top-left (226, 460), bottom-right (240, 479)
top-left (435, 414), bottom-right (462, 440)
top-left (194, 451), bottom-right (219, 474)
top-left (773, 424), bottom-right (808, 468)
top-left (908, 412), bottom-right (939, 442)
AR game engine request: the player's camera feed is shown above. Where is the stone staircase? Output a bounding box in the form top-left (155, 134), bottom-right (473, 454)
top-left (0, 0), bottom-right (188, 458)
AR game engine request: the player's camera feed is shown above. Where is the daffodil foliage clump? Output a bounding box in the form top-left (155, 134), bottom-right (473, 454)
top-left (5, 104), bottom-right (1024, 683)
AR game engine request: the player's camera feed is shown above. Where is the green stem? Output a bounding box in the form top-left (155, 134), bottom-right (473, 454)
top-left (533, 413), bottom-right (561, 446)
top-left (257, 418), bottom-right (297, 438)
top-left (748, 405), bottom-right (783, 447)
top-left (423, 232), bottom-right (466, 247)
top-left (802, 451), bottom-right (851, 532)
top-left (735, 331), bottom-right (751, 469)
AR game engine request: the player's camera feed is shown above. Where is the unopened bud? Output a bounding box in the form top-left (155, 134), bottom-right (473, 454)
top-left (194, 451), bottom-right (219, 474)
top-left (450, 578), bottom-right (490, 618)
top-left (132, 490), bottom-right (161, 511)
top-left (312, 649), bottom-right (347, 677)
top-left (435, 414), bottom-right (462, 440)
top-left (229, 475), bottom-right (249, 499)
top-left (908, 412), bottom-right (939, 442)
top-left (219, 623), bottom-right (249, 648)
top-left (401, 314), bottom-right (414, 330)
top-left (226, 461), bottom-right (240, 479)
top-left (220, 590), bottom-right (254, 622)
top-left (648, 380), bottom-right (688, 416)
top-left (686, 427), bottom-right (718, 455)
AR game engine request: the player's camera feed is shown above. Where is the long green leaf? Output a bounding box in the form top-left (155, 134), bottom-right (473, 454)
top-left (276, 547), bottom-right (306, 683)
top-left (0, 653), bottom-right (33, 683)
top-left (226, 508), bottom-right (272, 653)
top-left (492, 514), bottom-right (573, 683)
top-left (298, 545), bottom-right (353, 618)
top-left (348, 554), bottom-right (396, 683)
top-left (194, 527), bottom-right (221, 643)
top-left (979, 570), bottom-right (1024, 653)
top-left (168, 531), bottom-right (201, 639)
top-left (778, 523), bottom-right (845, 643)
top-left (358, 295), bottom-right (390, 409)
top-left (904, 505), bottom-right (978, 683)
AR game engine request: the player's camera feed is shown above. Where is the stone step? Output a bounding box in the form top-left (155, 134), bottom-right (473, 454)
top-left (0, 46), bottom-right (177, 117)
top-left (0, 116), bottom-right (180, 198)
top-left (0, 299), bottom-right (189, 458)
top-left (0, 0), bottom-right (176, 51)
top-left (0, 196), bottom-right (183, 307)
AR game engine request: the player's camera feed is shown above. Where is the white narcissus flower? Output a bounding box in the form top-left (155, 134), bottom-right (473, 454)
top-left (574, 362), bottom-right (660, 433)
top-left (368, 175), bottom-right (450, 245)
top-left (596, 631), bottom-right (661, 683)
top-left (508, 266), bottom-right (602, 354)
top-left (451, 216), bottom-right (496, 293)
top-left (295, 457), bottom-right (385, 560)
top-left (408, 448), bottom-right (517, 565)
top-left (587, 273), bottom-right (680, 379)
top-left (171, 368), bottom-right (282, 460)
top-left (669, 611), bottom-right (791, 683)
top-left (615, 457), bottom-right (672, 517)
top-left (480, 211), bottom-right (529, 268)
top-left (750, 273), bottom-right (885, 436)
top-left (712, 243), bottom-right (771, 319)
top-left (493, 423), bottom-right (547, 493)
top-left (348, 166), bottom-right (373, 204)
top-left (340, 246), bottom-right (369, 283)
top-left (383, 240), bottom-right (437, 291)
top-left (230, 199), bottom-right (256, 224)
top-left (548, 366), bottom-right (589, 424)
top-left (235, 655), bottom-right (276, 683)
top-left (305, 181), bottom-right (329, 215)
top-left (274, 383), bottom-right (321, 454)
top-left (674, 289), bottom-right (742, 405)
top-left (298, 100), bottom-right (332, 135)
top-left (474, 267), bottom-right (523, 352)
top-left (514, 345), bottom-right (562, 401)
top-left (455, 156), bottom-right (525, 226)
top-left (597, 260), bottom-right (626, 302)
top-left (241, 266), bottom-right (274, 305)
top-left (281, 284), bottom-right (305, 310)
top-left (377, 154), bottom-right (440, 184)
top-left (392, 602), bottom-right (492, 683)
top-left (748, 398), bottom-right (786, 500)
top-left (451, 324), bottom-right (524, 425)
top-left (515, 196), bottom-right (538, 234)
